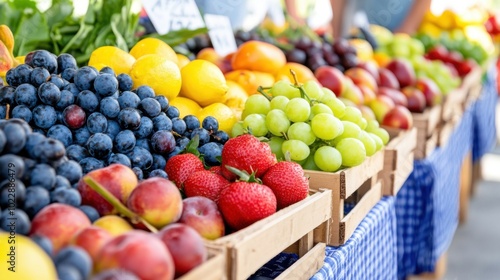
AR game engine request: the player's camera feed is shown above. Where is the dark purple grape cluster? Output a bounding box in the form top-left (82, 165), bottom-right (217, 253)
top-left (0, 50), bottom-right (228, 181)
top-left (285, 37), bottom-right (359, 72)
top-left (0, 118), bottom-right (98, 236)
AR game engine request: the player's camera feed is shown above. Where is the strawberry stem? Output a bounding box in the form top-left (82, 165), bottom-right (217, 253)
top-left (225, 165), bottom-right (262, 184)
top-left (83, 176), bottom-right (158, 233)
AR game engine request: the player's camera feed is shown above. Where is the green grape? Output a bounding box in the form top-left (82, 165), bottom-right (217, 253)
top-left (319, 93), bottom-right (346, 118)
top-left (372, 127), bottom-right (390, 145)
top-left (339, 97), bottom-right (356, 107)
top-left (368, 132), bottom-right (383, 151)
top-left (287, 122), bottom-right (316, 145)
top-left (310, 103), bottom-right (333, 119)
top-left (303, 80), bottom-right (324, 100)
top-left (314, 146), bottom-right (342, 172)
top-left (285, 98), bottom-right (311, 122)
top-left (332, 121), bottom-right (362, 144)
top-left (231, 121), bottom-right (245, 137)
top-left (335, 138), bottom-right (366, 167)
top-left (270, 80), bottom-right (301, 99)
top-left (321, 87), bottom-right (336, 98)
top-left (269, 136), bottom-right (285, 160)
top-left (282, 139), bottom-right (310, 162)
top-left (243, 94), bottom-right (271, 116)
top-left (358, 130), bottom-right (377, 156)
top-left (243, 114), bottom-right (268, 137)
top-left (311, 113), bottom-right (344, 140)
top-left (365, 119), bottom-right (380, 133)
top-left (266, 109), bottom-right (290, 136)
top-left (340, 106), bottom-right (366, 129)
top-left (270, 95), bottom-right (290, 111)
top-left (301, 153), bottom-right (320, 171)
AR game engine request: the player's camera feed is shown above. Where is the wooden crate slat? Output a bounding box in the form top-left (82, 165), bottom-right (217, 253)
top-left (179, 245), bottom-right (226, 280)
top-left (275, 243), bottom-right (326, 280)
top-left (342, 150), bottom-right (384, 198)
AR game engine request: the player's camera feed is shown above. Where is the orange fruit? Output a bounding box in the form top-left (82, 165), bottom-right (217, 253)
top-left (196, 47), bottom-right (221, 64)
top-left (231, 41), bottom-right (286, 73)
top-left (225, 70), bottom-right (258, 95)
top-left (274, 62), bottom-right (316, 84)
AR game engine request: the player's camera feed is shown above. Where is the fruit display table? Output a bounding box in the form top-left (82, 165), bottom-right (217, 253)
top-left (248, 197), bottom-right (398, 280)
top-left (395, 96), bottom-right (476, 279)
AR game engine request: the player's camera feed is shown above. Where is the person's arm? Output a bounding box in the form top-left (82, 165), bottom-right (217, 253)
top-left (330, 0), bottom-right (346, 39)
top-left (395, 0), bottom-right (432, 34)
top-left (284, 0), bottom-right (306, 25)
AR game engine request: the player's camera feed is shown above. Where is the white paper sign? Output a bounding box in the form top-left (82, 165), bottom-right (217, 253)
top-left (141, 0), bottom-right (205, 35)
top-left (204, 14), bottom-right (237, 57)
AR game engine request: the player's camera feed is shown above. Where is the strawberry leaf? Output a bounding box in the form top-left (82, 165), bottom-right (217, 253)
top-left (184, 134), bottom-right (200, 156)
top-left (225, 165), bottom-right (262, 184)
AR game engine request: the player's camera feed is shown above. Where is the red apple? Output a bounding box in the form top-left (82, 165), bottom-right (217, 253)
top-left (427, 45), bottom-right (448, 60)
top-left (30, 203), bottom-right (91, 252)
top-left (455, 59), bottom-right (477, 77)
top-left (127, 177), bottom-right (183, 229)
top-left (377, 87), bottom-right (408, 107)
top-left (78, 164), bottom-right (138, 216)
top-left (378, 68), bottom-right (400, 89)
top-left (382, 105), bottom-right (413, 129)
top-left (385, 59), bottom-right (416, 88)
top-left (72, 226), bottom-right (112, 261)
top-left (95, 231), bottom-right (175, 280)
top-left (179, 196), bottom-right (225, 240)
top-left (344, 67), bottom-right (378, 92)
top-left (415, 78), bottom-right (442, 107)
top-left (368, 95), bottom-right (396, 123)
top-left (91, 269), bottom-right (139, 280)
top-left (314, 65), bottom-right (345, 96)
top-left (157, 223), bottom-right (208, 278)
top-left (357, 61), bottom-right (380, 84)
top-left (401, 86), bottom-right (426, 113)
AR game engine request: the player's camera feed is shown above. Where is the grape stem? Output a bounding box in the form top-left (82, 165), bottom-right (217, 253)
top-left (5, 104), bottom-right (10, 120)
top-left (289, 69), bottom-right (312, 102)
top-left (83, 176), bottom-right (158, 233)
top-left (257, 86), bottom-right (273, 101)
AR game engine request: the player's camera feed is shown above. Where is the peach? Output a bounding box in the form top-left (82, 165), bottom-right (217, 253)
top-left (179, 197), bottom-right (225, 240)
top-left (78, 164), bottom-right (138, 216)
top-left (95, 230), bottom-right (174, 280)
top-left (368, 95), bottom-right (396, 123)
top-left (344, 67), bottom-right (378, 93)
top-left (72, 226), bottom-right (112, 261)
top-left (157, 223), bottom-right (208, 277)
top-left (30, 203), bottom-right (91, 252)
top-left (127, 177), bottom-right (183, 229)
top-left (382, 105), bottom-right (413, 129)
top-left (93, 215), bottom-right (134, 236)
top-left (196, 48), bottom-right (221, 64)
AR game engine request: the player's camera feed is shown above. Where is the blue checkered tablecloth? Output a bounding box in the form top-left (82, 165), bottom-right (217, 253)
top-left (249, 197), bottom-right (398, 280)
top-left (395, 104), bottom-right (474, 279)
top-left (472, 67), bottom-right (498, 162)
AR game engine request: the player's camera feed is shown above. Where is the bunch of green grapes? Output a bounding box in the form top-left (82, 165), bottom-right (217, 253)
top-left (231, 80), bottom-right (389, 172)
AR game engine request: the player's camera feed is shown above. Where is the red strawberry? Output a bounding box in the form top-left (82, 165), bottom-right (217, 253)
top-left (262, 161), bottom-right (309, 209)
top-left (220, 134), bottom-right (277, 181)
top-left (209, 166), bottom-right (222, 175)
top-left (165, 153), bottom-right (205, 187)
top-left (218, 181), bottom-right (277, 230)
top-left (183, 170), bottom-right (230, 201)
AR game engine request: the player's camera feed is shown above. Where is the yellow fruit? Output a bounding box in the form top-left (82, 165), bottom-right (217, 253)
top-left (130, 54), bottom-right (181, 100)
top-left (349, 38), bottom-right (373, 62)
top-left (435, 10), bottom-right (455, 30)
top-left (88, 46), bottom-right (136, 75)
top-left (170, 97), bottom-right (202, 118)
top-left (15, 56), bottom-right (25, 64)
top-left (0, 232), bottom-right (57, 280)
top-left (198, 103), bottom-right (237, 134)
top-left (129, 37), bottom-right (178, 64)
top-left (176, 54), bottom-right (190, 69)
top-left (274, 62), bottom-right (316, 84)
top-left (93, 215), bottom-right (133, 236)
top-left (224, 81), bottom-right (248, 118)
top-left (418, 22), bottom-right (442, 39)
top-left (180, 59), bottom-right (228, 107)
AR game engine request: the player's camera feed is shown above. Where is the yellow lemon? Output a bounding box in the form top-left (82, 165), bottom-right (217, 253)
top-left (170, 97), bottom-right (202, 118)
top-left (0, 232), bottom-right (57, 280)
top-left (176, 54), bottom-right (190, 69)
top-left (129, 37), bottom-right (178, 64)
top-left (198, 103), bottom-right (237, 134)
top-left (88, 46), bottom-right (136, 75)
top-left (93, 215), bottom-right (133, 236)
top-left (224, 81), bottom-right (248, 119)
top-left (180, 59), bottom-right (228, 107)
top-left (130, 54), bottom-right (181, 100)
top-left (15, 56), bottom-right (25, 64)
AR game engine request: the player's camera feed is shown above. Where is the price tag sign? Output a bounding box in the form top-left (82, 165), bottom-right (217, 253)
top-left (204, 14), bottom-right (237, 56)
top-left (141, 0), bottom-right (205, 35)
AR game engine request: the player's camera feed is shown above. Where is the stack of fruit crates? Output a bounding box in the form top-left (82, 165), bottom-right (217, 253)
top-left (379, 127), bottom-right (418, 196)
top-left (304, 150), bottom-right (384, 246)
top-left (206, 189), bottom-right (332, 280)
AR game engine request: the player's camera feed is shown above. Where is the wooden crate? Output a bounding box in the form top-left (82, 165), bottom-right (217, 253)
top-left (437, 116), bottom-right (458, 148)
top-left (379, 127), bottom-right (417, 196)
top-left (179, 244), bottom-right (226, 280)
top-left (413, 105), bottom-right (442, 159)
top-left (304, 150), bottom-right (384, 246)
top-left (208, 189), bottom-right (332, 280)
top-left (441, 86), bottom-right (468, 122)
